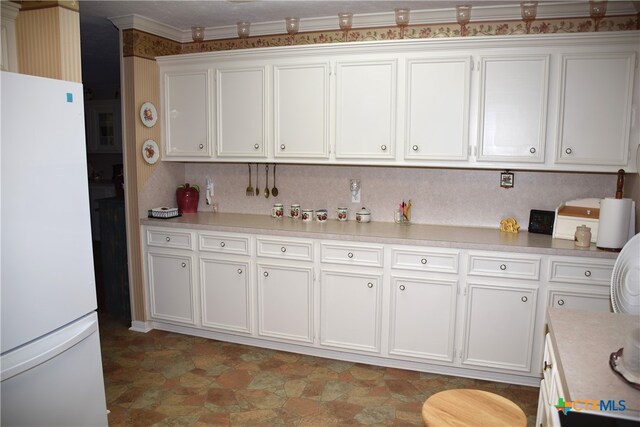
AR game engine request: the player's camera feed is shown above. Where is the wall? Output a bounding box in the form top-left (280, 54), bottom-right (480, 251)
top-left (182, 163), bottom-right (621, 229)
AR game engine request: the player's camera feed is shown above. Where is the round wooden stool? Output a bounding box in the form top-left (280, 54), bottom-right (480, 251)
top-left (421, 389), bottom-right (526, 427)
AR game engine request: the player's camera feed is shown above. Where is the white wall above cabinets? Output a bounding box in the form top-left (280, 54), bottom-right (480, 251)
top-left (156, 32), bottom-right (639, 172)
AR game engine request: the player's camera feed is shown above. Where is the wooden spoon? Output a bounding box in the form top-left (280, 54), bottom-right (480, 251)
top-left (264, 164), bottom-right (270, 198)
top-left (271, 164), bottom-right (279, 197)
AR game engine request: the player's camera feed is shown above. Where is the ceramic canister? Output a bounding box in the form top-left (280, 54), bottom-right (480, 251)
top-left (316, 209), bottom-right (328, 223)
top-left (337, 207), bottom-right (348, 221)
top-left (290, 204), bottom-right (301, 219)
top-left (301, 209), bottom-right (314, 222)
top-left (356, 207), bottom-right (371, 223)
top-left (272, 203), bottom-right (284, 218)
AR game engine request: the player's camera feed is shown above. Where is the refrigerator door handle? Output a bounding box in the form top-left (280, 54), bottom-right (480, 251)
top-left (1, 313), bottom-right (98, 382)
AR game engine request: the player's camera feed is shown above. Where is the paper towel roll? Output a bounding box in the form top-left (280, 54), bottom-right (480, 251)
top-left (597, 198), bottom-right (632, 250)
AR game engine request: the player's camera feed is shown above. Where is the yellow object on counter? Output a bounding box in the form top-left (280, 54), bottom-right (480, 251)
top-left (500, 217), bottom-right (520, 233)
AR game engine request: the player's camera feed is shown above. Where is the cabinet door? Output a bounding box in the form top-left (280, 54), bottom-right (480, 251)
top-left (215, 66), bottom-right (268, 158)
top-left (320, 269), bottom-right (382, 353)
top-left (163, 70), bottom-right (211, 158)
top-left (462, 282), bottom-right (537, 372)
top-left (555, 52), bottom-right (635, 166)
top-left (200, 257), bottom-right (251, 333)
top-left (147, 251), bottom-right (195, 324)
top-left (404, 57), bottom-right (470, 160)
top-left (257, 263), bottom-right (313, 343)
top-left (274, 62), bottom-right (330, 159)
top-left (389, 277), bottom-right (457, 362)
top-left (335, 60), bottom-right (397, 160)
top-left (477, 55), bottom-right (549, 162)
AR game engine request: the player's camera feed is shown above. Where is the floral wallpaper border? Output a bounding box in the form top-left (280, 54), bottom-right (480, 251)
top-left (123, 14), bottom-right (639, 60)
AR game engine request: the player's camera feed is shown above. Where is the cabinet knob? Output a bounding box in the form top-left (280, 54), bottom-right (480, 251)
top-left (500, 264), bottom-right (507, 271)
top-left (237, 268), bottom-right (243, 274)
top-left (166, 236), bottom-right (171, 242)
top-left (347, 252), bottom-right (354, 258)
top-left (254, 144), bottom-right (260, 150)
top-left (280, 144), bottom-right (286, 150)
top-left (281, 247), bottom-right (287, 253)
top-left (584, 270), bottom-right (591, 277)
top-left (565, 147), bottom-right (572, 155)
top-left (529, 147), bottom-right (536, 154)
top-left (399, 285), bottom-right (406, 291)
top-left (381, 145), bottom-right (387, 151)
top-left (558, 299), bottom-right (565, 306)
top-left (521, 296), bottom-right (528, 303)
top-left (263, 271), bottom-right (269, 277)
top-left (220, 242), bottom-right (226, 248)
top-left (412, 145), bottom-right (419, 152)
top-left (544, 361), bottom-right (552, 371)
top-left (367, 282), bottom-right (374, 288)
top-left (181, 262), bottom-right (187, 268)
top-left (421, 258), bottom-right (427, 265)
top-left (199, 144), bottom-right (204, 149)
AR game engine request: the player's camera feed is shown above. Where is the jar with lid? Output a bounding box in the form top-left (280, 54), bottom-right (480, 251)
top-left (574, 225), bottom-right (592, 247)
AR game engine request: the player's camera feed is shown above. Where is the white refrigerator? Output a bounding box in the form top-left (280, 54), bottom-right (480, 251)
top-left (0, 71), bottom-right (108, 426)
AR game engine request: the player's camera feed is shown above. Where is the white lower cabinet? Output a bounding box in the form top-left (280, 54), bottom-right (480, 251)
top-left (147, 250), bottom-right (196, 325)
top-left (388, 276), bottom-right (457, 362)
top-left (319, 269), bottom-right (382, 353)
top-left (200, 256), bottom-right (251, 334)
top-left (256, 262), bottom-right (314, 344)
top-left (462, 282), bottom-right (538, 372)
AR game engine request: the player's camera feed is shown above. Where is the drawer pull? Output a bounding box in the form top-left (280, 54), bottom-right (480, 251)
top-left (584, 270), bottom-right (592, 277)
top-left (254, 144), bottom-right (260, 150)
top-left (521, 296), bottom-right (528, 303)
top-left (237, 269), bottom-right (243, 274)
top-left (347, 252), bottom-right (354, 258)
top-left (558, 299), bottom-right (565, 306)
top-left (181, 262), bottom-right (187, 268)
top-left (281, 247), bottom-right (287, 253)
top-left (166, 236), bottom-right (171, 242)
top-left (381, 145), bottom-right (387, 151)
top-left (198, 144), bottom-right (204, 149)
top-left (544, 361), bottom-right (552, 371)
top-left (529, 147), bottom-right (536, 154)
top-left (565, 147), bottom-right (572, 155)
top-left (500, 264), bottom-right (507, 271)
top-left (263, 271), bottom-right (269, 277)
top-left (280, 144), bottom-right (286, 150)
top-left (412, 145), bottom-right (419, 151)
top-left (220, 242), bottom-right (226, 248)
top-left (399, 285), bottom-right (406, 291)
top-left (421, 258), bottom-right (428, 265)
top-left (367, 282), bottom-right (374, 288)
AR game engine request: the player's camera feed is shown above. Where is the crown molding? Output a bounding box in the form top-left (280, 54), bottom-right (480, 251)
top-left (111, 1), bottom-right (640, 43)
top-left (1, 1), bottom-right (21, 20)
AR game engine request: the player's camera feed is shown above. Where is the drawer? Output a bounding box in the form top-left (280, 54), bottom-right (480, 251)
top-left (321, 242), bottom-right (383, 268)
top-left (548, 258), bottom-right (614, 285)
top-left (199, 232), bottom-right (250, 255)
top-left (391, 247), bottom-right (458, 273)
top-left (147, 228), bottom-right (194, 250)
top-left (468, 253), bottom-right (540, 280)
top-left (257, 237), bottom-right (313, 261)
top-left (547, 288), bottom-right (611, 312)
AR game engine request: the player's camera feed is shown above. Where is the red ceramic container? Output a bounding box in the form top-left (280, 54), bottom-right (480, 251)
top-left (176, 184), bottom-right (199, 213)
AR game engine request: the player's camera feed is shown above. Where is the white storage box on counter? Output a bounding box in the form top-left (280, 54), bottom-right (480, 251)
top-left (553, 198), bottom-right (600, 242)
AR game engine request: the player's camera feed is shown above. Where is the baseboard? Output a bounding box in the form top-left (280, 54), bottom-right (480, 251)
top-left (129, 320), bottom-right (153, 333)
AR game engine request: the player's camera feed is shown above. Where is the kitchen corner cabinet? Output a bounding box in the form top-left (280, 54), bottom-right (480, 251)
top-left (404, 57), bottom-right (471, 161)
top-left (477, 55), bottom-right (549, 163)
top-left (215, 65), bottom-right (268, 158)
top-left (274, 62), bottom-right (330, 159)
top-left (555, 52), bottom-right (635, 166)
top-left (334, 59), bottom-right (397, 160)
top-left (162, 69), bottom-right (212, 159)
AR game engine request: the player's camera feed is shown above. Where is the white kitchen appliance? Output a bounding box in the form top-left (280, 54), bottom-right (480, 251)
top-left (1, 72), bottom-right (108, 426)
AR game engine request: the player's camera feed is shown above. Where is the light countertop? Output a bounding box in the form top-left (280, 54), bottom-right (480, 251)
top-left (547, 308), bottom-right (640, 418)
top-left (141, 213), bottom-right (618, 258)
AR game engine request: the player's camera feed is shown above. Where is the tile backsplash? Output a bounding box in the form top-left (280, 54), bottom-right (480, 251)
top-left (167, 163), bottom-right (622, 229)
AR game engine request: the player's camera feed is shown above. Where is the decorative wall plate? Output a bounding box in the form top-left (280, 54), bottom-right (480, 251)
top-left (139, 101), bottom-right (157, 128)
top-left (142, 139), bottom-right (159, 164)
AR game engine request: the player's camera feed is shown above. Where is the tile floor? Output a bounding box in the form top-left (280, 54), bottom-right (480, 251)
top-left (100, 315), bottom-right (539, 426)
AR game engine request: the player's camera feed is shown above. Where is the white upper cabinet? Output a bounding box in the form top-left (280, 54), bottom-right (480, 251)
top-left (335, 59), bottom-right (397, 160)
top-left (274, 62), bottom-right (330, 159)
top-left (163, 69), bottom-right (212, 159)
top-left (215, 65), bottom-right (268, 158)
top-left (477, 55), bottom-right (549, 163)
top-left (555, 52), bottom-right (635, 166)
top-left (404, 57), bottom-right (471, 161)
